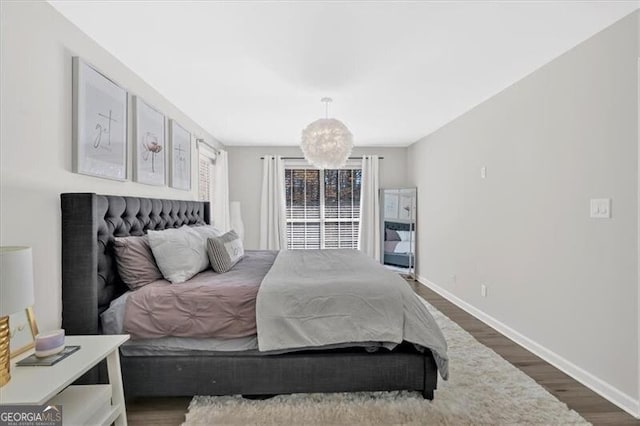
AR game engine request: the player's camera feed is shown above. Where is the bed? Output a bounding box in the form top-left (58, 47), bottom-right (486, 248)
top-left (383, 221), bottom-right (415, 268)
top-left (61, 192), bottom-right (443, 399)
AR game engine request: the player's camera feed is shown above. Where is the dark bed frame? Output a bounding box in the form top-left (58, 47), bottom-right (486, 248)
top-left (61, 193), bottom-right (438, 399)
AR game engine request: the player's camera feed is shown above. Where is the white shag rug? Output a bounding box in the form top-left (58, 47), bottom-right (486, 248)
top-left (183, 300), bottom-right (589, 425)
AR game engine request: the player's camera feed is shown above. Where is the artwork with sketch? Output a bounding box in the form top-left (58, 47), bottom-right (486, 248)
top-left (169, 119), bottom-right (191, 190)
top-left (384, 192), bottom-right (399, 219)
top-left (398, 193), bottom-right (415, 221)
top-left (72, 57), bottom-right (127, 180)
top-left (133, 96), bottom-right (165, 185)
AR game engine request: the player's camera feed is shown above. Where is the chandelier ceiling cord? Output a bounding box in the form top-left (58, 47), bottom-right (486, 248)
top-left (301, 97), bottom-right (354, 169)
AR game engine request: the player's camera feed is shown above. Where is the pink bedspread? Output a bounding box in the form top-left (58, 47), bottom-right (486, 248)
top-left (123, 250), bottom-right (277, 339)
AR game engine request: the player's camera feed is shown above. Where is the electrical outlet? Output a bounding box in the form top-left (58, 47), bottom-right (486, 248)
top-left (481, 284), bottom-right (487, 297)
top-left (451, 274), bottom-right (457, 284)
top-left (480, 166), bottom-right (487, 179)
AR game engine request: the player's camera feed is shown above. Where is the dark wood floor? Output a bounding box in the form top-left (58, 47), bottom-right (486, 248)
top-left (126, 281), bottom-right (639, 425)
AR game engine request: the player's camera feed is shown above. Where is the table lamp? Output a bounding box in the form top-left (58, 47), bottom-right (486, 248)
top-left (0, 246), bottom-right (35, 387)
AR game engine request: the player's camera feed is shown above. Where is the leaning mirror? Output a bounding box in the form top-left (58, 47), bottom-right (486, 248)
top-left (380, 188), bottom-right (416, 280)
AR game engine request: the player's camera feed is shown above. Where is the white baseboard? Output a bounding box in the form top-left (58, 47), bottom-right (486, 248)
top-left (417, 275), bottom-right (640, 419)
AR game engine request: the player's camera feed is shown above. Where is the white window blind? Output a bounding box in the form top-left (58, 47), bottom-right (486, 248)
top-left (198, 155), bottom-right (214, 202)
top-left (285, 166), bottom-right (362, 250)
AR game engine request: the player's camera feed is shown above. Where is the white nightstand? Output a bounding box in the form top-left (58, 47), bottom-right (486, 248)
top-left (0, 334), bottom-right (129, 426)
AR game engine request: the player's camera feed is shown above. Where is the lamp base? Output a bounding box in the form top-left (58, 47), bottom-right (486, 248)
top-left (0, 315), bottom-right (10, 386)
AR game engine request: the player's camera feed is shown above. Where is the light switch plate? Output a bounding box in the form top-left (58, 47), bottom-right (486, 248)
top-left (590, 198), bottom-right (611, 219)
top-left (480, 166), bottom-right (487, 179)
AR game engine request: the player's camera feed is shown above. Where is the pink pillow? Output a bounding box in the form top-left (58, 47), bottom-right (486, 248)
top-left (113, 235), bottom-right (163, 289)
top-left (385, 229), bottom-right (401, 241)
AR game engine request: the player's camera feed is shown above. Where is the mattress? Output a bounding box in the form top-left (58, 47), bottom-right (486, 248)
top-left (102, 249), bottom-right (402, 356)
top-left (105, 294), bottom-right (397, 356)
top-left (120, 335), bottom-right (260, 356)
top-left (119, 337), bottom-right (396, 357)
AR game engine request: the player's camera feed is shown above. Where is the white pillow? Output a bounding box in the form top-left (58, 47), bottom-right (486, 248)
top-left (147, 225), bottom-right (222, 283)
top-left (396, 231), bottom-right (415, 241)
top-left (190, 225), bottom-right (223, 242)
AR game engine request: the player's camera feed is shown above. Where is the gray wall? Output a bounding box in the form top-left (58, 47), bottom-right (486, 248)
top-left (228, 146), bottom-right (408, 249)
top-left (407, 11), bottom-right (639, 407)
top-left (0, 2), bottom-right (223, 330)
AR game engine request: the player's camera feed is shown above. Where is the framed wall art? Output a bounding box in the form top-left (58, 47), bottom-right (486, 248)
top-left (398, 194), bottom-right (415, 221)
top-left (169, 119), bottom-right (191, 190)
top-left (133, 96), bottom-right (166, 186)
top-left (384, 192), bottom-right (399, 220)
top-left (72, 57), bottom-right (128, 181)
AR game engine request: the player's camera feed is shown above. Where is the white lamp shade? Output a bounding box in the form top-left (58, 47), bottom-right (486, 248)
top-left (0, 246), bottom-right (35, 316)
top-left (229, 201), bottom-right (245, 243)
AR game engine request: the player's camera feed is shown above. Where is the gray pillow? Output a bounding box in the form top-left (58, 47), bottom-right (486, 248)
top-left (207, 230), bottom-right (244, 273)
top-left (113, 235), bottom-right (163, 289)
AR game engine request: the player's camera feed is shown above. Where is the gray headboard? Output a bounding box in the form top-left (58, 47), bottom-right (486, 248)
top-left (384, 221), bottom-right (415, 232)
top-left (61, 193), bottom-right (210, 336)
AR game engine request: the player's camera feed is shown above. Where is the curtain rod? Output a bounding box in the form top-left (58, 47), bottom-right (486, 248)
top-left (260, 156), bottom-right (384, 160)
top-left (196, 138), bottom-right (221, 155)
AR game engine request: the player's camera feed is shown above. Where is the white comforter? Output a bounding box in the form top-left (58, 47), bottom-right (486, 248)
top-left (256, 249), bottom-right (449, 379)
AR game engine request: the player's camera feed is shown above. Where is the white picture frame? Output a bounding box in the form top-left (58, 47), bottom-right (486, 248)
top-left (72, 57), bottom-right (127, 181)
top-left (9, 307), bottom-right (39, 358)
top-left (169, 119), bottom-right (191, 190)
top-left (384, 193), bottom-right (399, 219)
top-left (398, 195), bottom-right (414, 221)
top-left (133, 96), bottom-right (166, 186)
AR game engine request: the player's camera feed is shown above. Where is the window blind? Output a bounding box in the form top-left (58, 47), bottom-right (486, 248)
top-left (285, 167), bottom-right (362, 250)
top-left (198, 155), bottom-right (214, 202)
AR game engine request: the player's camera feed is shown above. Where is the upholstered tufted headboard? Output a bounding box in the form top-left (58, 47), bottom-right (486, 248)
top-left (384, 221), bottom-right (415, 232)
top-left (61, 193), bottom-right (210, 336)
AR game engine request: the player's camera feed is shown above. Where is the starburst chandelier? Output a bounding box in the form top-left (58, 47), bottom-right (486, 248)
top-left (301, 97), bottom-right (353, 169)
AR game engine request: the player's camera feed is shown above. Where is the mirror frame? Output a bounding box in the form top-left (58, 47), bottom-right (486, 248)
top-left (379, 187), bottom-right (417, 280)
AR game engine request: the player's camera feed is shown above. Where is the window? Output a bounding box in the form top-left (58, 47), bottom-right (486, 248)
top-left (285, 165), bottom-right (362, 250)
top-left (198, 142), bottom-right (217, 202)
top-left (198, 156), bottom-right (212, 201)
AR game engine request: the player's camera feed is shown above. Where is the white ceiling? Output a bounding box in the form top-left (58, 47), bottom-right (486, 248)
top-left (50, 1), bottom-right (638, 147)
